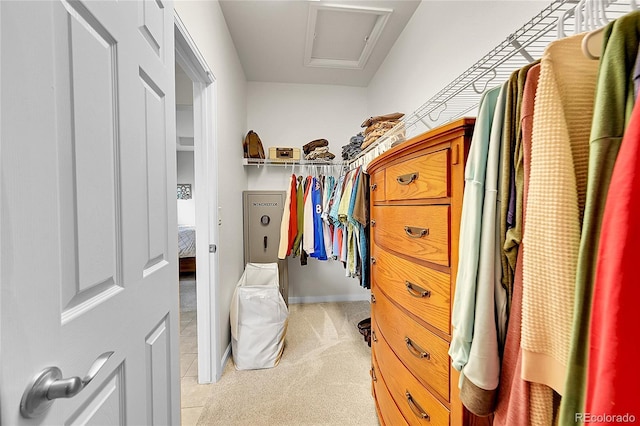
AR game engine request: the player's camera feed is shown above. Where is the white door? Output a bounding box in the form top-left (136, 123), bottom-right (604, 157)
top-left (1, 1), bottom-right (179, 425)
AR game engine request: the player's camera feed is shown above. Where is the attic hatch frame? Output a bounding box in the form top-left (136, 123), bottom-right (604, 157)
top-left (304, 3), bottom-right (392, 70)
top-left (347, 0), bottom-right (637, 172)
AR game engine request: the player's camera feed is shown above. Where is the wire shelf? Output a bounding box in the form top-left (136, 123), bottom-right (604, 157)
top-left (348, 0), bottom-right (635, 171)
top-left (242, 158), bottom-right (347, 167)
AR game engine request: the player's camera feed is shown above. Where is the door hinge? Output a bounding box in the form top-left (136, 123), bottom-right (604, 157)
top-left (209, 244), bottom-right (217, 253)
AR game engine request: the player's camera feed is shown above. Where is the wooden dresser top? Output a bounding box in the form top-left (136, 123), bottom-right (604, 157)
top-left (367, 117), bottom-right (475, 175)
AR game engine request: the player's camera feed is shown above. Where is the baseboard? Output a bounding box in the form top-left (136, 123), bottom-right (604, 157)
top-left (220, 342), bottom-right (232, 376)
top-left (288, 292), bottom-right (370, 304)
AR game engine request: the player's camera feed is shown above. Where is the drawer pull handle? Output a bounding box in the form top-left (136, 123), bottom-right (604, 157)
top-left (371, 183), bottom-right (378, 191)
top-left (370, 257), bottom-right (376, 264)
top-left (397, 172), bottom-right (419, 185)
top-left (404, 226), bottom-right (429, 238)
top-left (405, 337), bottom-right (430, 360)
top-left (370, 219), bottom-right (376, 227)
top-left (371, 329), bottom-right (378, 343)
top-left (371, 293), bottom-right (376, 304)
top-left (405, 391), bottom-right (430, 421)
top-left (406, 281), bottom-right (431, 298)
top-left (370, 367), bottom-right (377, 382)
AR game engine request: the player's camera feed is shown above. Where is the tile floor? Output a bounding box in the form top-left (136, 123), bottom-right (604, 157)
top-left (180, 310), bottom-right (211, 425)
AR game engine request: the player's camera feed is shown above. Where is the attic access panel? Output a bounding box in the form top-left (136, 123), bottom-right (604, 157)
top-left (304, 3), bottom-right (392, 70)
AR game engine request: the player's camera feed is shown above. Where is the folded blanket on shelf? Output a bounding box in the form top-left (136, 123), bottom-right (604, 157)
top-left (364, 128), bottom-right (389, 141)
top-left (361, 112), bottom-right (404, 128)
top-left (342, 133), bottom-right (364, 160)
top-left (305, 150), bottom-right (336, 160)
top-left (350, 133), bottom-right (365, 145)
top-left (361, 124), bottom-right (406, 150)
top-left (342, 146), bottom-right (361, 159)
top-left (310, 146), bottom-right (329, 154)
top-left (304, 145), bottom-right (336, 160)
top-left (302, 138), bottom-right (329, 155)
top-left (361, 135), bottom-right (380, 151)
top-left (364, 120), bottom-right (400, 135)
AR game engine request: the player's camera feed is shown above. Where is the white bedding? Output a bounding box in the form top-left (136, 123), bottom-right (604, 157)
top-left (178, 225), bottom-right (196, 258)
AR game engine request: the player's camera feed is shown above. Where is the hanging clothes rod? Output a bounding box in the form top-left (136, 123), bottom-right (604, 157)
top-left (345, 0), bottom-right (635, 172)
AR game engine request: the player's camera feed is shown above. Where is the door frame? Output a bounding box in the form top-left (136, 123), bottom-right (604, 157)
top-left (174, 12), bottom-right (221, 383)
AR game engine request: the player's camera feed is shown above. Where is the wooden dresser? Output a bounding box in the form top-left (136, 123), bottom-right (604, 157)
top-left (367, 118), bottom-right (475, 426)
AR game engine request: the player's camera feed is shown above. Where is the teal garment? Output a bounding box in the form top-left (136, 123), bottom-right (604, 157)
top-left (459, 81), bottom-right (509, 416)
top-left (329, 174), bottom-right (344, 225)
top-left (346, 171), bottom-right (360, 276)
top-left (560, 12), bottom-right (640, 425)
top-left (358, 225), bottom-right (368, 288)
top-left (449, 85), bottom-right (502, 372)
top-left (322, 176), bottom-right (335, 223)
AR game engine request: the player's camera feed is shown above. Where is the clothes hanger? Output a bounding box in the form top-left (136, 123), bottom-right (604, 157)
top-left (579, 0), bottom-right (608, 60)
top-left (581, 21), bottom-right (605, 60)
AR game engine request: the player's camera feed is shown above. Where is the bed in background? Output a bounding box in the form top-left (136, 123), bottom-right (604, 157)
top-left (178, 225), bottom-right (196, 274)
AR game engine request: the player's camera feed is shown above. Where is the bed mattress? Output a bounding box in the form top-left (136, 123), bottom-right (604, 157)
top-left (178, 225), bottom-right (196, 258)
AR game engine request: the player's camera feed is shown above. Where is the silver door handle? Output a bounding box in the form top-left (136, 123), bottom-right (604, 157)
top-left (20, 351), bottom-right (114, 418)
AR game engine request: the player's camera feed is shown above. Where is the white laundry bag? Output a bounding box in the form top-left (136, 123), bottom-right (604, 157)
top-left (230, 263), bottom-right (289, 370)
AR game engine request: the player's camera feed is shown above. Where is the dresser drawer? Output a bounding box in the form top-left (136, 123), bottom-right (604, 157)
top-left (371, 243), bottom-right (451, 334)
top-left (373, 288), bottom-right (450, 402)
top-left (385, 149), bottom-right (449, 201)
top-left (373, 320), bottom-right (450, 426)
top-left (373, 350), bottom-right (409, 426)
top-left (372, 205), bottom-right (450, 266)
top-left (370, 170), bottom-right (385, 202)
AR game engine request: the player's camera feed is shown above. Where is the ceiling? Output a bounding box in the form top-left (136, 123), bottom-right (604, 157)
top-left (219, 0), bottom-right (421, 87)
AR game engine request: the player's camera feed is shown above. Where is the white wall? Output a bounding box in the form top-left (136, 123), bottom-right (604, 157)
top-left (246, 82), bottom-right (367, 168)
top-left (246, 82), bottom-right (370, 301)
top-left (176, 151), bottom-right (195, 225)
top-left (174, 0), bottom-right (248, 365)
top-left (175, 63), bottom-right (193, 106)
top-left (367, 0), bottom-right (547, 117)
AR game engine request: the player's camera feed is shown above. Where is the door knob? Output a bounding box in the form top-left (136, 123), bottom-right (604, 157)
top-left (20, 351), bottom-right (114, 418)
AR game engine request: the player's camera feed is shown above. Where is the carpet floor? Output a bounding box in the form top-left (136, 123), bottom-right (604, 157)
top-left (195, 301), bottom-right (378, 425)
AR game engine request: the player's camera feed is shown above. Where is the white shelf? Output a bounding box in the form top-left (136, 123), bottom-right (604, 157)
top-left (242, 158), bottom-right (348, 167)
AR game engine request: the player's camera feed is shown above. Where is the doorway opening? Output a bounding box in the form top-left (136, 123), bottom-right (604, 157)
top-left (176, 60), bottom-right (197, 379)
top-left (174, 13), bottom-right (221, 384)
